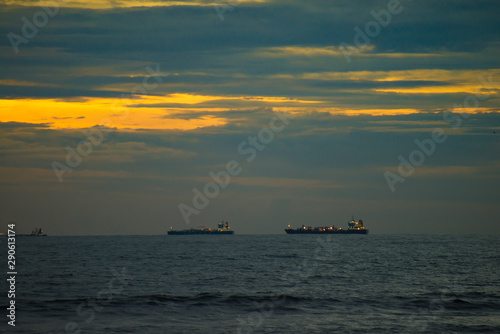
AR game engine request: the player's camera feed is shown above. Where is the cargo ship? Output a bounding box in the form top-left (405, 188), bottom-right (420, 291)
top-left (285, 218), bottom-right (368, 234)
top-left (168, 221), bottom-right (234, 235)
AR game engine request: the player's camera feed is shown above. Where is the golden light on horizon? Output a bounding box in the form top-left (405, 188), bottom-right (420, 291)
top-left (0, 92), bottom-right (319, 130)
top-left (0, 0), bottom-right (269, 10)
top-left (373, 86), bottom-right (499, 95)
top-left (1, 93), bottom-right (460, 131)
top-left (0, 96), bottom-right (230, 130)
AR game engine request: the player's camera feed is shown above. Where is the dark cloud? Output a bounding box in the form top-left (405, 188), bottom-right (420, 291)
top-left (0, 121), bottom-right (50, 128)
top-left (2, 111), bottom-right (499, 234)
top-left (0, 85), bottom-right (126, 98)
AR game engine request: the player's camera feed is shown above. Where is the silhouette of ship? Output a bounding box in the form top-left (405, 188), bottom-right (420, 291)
top-left (285, 218), bottom-right (368, 234)
top-left (19, 228), bottom-right (47, 236)
top-left (168, 221), bottom-right (234, 235)
top-left (1, 226), bottom-right (47, 237)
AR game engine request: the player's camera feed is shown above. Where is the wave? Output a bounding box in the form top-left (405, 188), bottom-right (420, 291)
top-left (16, 290), bottom-right (500, 313)
top-left (265, 254), bottom-right (300, 259)
top-left (390, 291), bottom-right (500, 312)
top-left (16, 292), bottom-right (344, 309)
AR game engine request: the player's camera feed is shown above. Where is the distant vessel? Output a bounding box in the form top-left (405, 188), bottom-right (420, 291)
top-left (285, 218), bottom-right (369, 234)
top-left (168, 221), bottom-right (234, 235)
top-left (17, 228), bottom-right (48, 237)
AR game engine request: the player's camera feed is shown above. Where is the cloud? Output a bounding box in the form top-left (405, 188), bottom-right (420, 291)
top-left (0, 121), bottom-right (51, 128)
top-left (0, 0), bottom-right (269, 10)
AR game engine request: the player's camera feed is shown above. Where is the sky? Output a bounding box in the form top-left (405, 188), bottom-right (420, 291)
top-left (0, 0), bottom-right (499, 235)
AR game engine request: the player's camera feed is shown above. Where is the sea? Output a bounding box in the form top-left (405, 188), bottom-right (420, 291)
top-left (1, 234), bottom-right (499, 333)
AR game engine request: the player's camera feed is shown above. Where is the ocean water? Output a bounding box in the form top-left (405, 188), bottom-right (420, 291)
top-left (1, 234), bottom-right (499, 333)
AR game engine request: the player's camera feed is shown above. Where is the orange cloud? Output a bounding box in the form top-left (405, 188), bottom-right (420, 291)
top-left (0, 96), bottom-right (228, 130)
top-left (2, 0), bottom-right (269, 10)
top-left (0, 93), bottom-right (320, 130)
top-left (373, 86), bottom-right (498, 95)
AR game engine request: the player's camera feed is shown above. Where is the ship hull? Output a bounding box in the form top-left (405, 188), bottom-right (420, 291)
top-left (285, 229), bottom-right (368, 234)
top-left (168, 230), bottom-right (234, 235)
